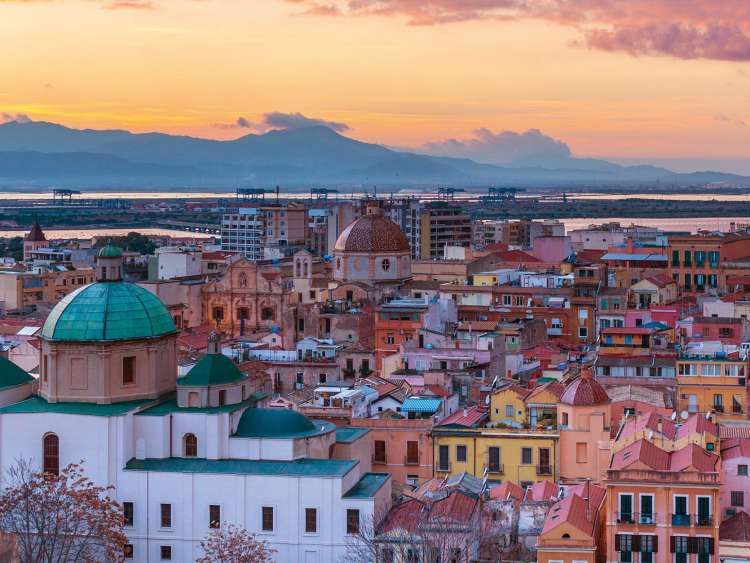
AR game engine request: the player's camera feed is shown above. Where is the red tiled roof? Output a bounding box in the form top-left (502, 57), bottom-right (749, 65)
top-left (644, 274), bottom-right (675, 288)
top-left (526, 481), bottom-right (559, 501)
top-left (560, 371), bottom-right (609, 406)
top-left (600, 327), bottom-right (654, 335)
top-left (379, 498), bottom-right (426, 534)
top-left (575, 249), bottom-right (607, 263)
top-left (438, 406), bottom-right (488, 428)
top-left (490, 482), bottom-right (524, 501)
top-left (430, 490), bottom-right (478, 523)
top-left (527, 380), bottom-right (563, 401)
top-left (610, 439), bottom-right (719, 473)
top-left (541, 484), bottom-right (605, 537)
top-left (721, 424), bottom-right (750, 440)
top-left (618, 411), bottom-right (678, 442)
top-left (202, 251), bottom-right (235, 260)
top-left (720, 510), bottom-right (750, 542)
top-left (676, 414), bottom-right (719, 440)
top-left (721, 438), bottom-right (750, 460)
top-left (25, 218), bottom-right (46, 242)
top-left (494, 250), bottom-right (540, 263)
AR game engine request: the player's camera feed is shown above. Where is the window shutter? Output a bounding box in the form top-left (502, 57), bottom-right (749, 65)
top-left (653, 535), bottom-right (659, 553)
top-left (708, 537), bottom-right (715, 555)
top-left (688, 537), bottom-right (698, 554)
top-left (615, 534), bottom-right (621, 551)
top-left (632, 535), bottom-right (641, 553)
top-left (670, 536), bottom-right (676, 553)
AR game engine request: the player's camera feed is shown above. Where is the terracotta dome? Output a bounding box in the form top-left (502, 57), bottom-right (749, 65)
top-left (334, 214), bottom-right (409, 253)
top-left (560, 367), bottom-right (610, 406)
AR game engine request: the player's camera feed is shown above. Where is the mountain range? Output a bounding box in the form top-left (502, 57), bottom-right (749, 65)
top-left (0, 120), bottom-right (747, 189)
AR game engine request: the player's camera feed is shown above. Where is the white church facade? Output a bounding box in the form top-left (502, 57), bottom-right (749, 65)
top-left (0, 245), bottom-right (389, 562)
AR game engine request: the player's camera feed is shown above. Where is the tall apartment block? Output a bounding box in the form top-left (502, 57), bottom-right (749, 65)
top-left (385, 199), bottom-right (472, 260)
top-left (220, 203), bottom-right (308, 261)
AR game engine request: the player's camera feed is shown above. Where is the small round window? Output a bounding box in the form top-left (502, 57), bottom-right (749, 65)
top-left (381, 258), bottom-right (391, 271)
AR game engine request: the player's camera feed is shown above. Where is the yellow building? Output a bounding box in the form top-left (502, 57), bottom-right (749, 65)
top-left (488, 381), bottom-right (562, 429)
top-left (676, 348), bottom-right (747, 421)
top-left (432, 406), bottom-right (558, 486)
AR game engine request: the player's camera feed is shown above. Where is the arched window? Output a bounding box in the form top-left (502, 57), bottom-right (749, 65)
top-left (239, 273), bottom-right (248, 288)
top-left (562, 533), bottom-right (571, 539)
top-left (43, 433), bottom-right (59, 475)
top-left (184, 433), bottom-right (198, 457)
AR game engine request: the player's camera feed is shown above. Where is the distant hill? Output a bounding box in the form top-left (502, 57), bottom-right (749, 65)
top-left (0, 120), bottom-right (747, 188)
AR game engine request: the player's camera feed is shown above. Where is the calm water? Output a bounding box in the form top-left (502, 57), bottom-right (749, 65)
top-left (0, 227), bottom-right (215, 240)
top-left (1, 190), bottom-right (750, 202)
top-left (561, 217), bottom-right (750, 233)
top-left (0, 217), bottom-right (744, 240)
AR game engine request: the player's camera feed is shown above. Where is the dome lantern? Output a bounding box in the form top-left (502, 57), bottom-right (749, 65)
top-left (97, 242), bottom-right (124, 282)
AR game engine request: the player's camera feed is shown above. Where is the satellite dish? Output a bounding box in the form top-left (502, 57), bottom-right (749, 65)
top-left (680, 410), bottom-right (689, 420)
top-left (647, 430), bottom-right (654, 440)
top-left (671, 412), bottom-right (677, 420)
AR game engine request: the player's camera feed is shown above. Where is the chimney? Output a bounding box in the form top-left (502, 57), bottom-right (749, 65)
top-left (207, 331), bottom-right (220, 355)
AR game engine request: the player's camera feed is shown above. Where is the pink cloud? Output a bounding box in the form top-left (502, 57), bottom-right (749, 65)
top-left (286, 0), bottom-right (750, 60)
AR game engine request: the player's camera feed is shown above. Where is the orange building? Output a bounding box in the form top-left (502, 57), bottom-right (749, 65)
top-left (668, 232), bottom-right (750, 294)
top-left (558, 368), bottom-right (612, 484)
top-left (374, 299), bottom-right (427, 373)
top-left (605, 421), bottom-right (720, 563)
top-left (349, 416), bottom-right (434, 487)
top-left (536, 482), bottom-right (607, 563)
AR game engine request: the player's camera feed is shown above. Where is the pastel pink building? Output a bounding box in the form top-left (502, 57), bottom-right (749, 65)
top-left (720, 438), bottom-right (750, 521)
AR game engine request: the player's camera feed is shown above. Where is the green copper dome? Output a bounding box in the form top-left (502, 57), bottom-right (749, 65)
top-left (177, 353), bottom-right (248, 387)
top-left (41, 282), bottom-right (177, 342)
top-left (234, 408), bottom-right (334, 439)
top-left (98, 244), bottom-right (123, 258)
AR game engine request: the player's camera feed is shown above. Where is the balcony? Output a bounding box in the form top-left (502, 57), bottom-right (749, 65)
top-left (607, 469), bottom-right (719, 485)
top-left (616, 512), bottom-right (658, 526)
top-left (436, 463), bottom-right (451, 473)
top-left (486, 464), bottom-right (504, 475)
top-left (536, 465), bottom-right (552, 476)
top-left (713, 404), bottom-right (724, 413)
top-left (695, 514), bottom-right (713, 527)
top-left (671, 513), bottom-right (691, 527)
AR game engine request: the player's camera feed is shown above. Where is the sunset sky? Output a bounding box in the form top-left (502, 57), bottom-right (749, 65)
top-left (1, 0), bottom-right (749, 170)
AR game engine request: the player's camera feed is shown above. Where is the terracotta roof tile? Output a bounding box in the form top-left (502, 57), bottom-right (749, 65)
top-left (334, 213), bottom-right (410, 253)
top-left (721, 438), bottom-right (750, 460)
top-left (438, 406), bottom-right (488, 428)
top-left (610, 439), bottom-right (719, 473)
top-left (526, 481), bottom-right (559, 501)
top-left (541, 484), bottom-right (605, 537)
top-left (490, 482), bottom-right (524, 501)
top-left (720, 510), bottom-right (750, 542)
top-left (721, 424), bottom-right (750, 440)
top-left (560, 370), bottom-right (609, 406)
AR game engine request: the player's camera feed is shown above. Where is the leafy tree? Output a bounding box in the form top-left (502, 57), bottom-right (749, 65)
top-left (96, 232), bottom-right (156, 255)
top-left (0, 460), bottom-right (127, 562)
top-left (197, 524), bottom-right (275, 563)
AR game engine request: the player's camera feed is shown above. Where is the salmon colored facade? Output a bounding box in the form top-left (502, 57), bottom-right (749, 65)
top-left (536, 483), bottom-right (607, 563)
top-left (605, 437), bottom-right (720, 563)
top-left (374, 304), bottom-right (425, 372)
top-left (349, 417), bottom-right (434, 487)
